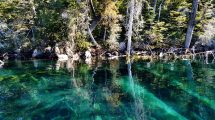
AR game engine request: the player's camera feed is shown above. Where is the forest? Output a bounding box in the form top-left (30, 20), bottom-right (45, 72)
top-left (1, 1), bottom-right (215, 119)
top-left (0, 0), bottom-right (215, 60)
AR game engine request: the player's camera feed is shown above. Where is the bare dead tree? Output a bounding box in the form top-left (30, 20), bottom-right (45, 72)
top-left (185, 0), bottom-right (199, 49)
top-left (127, 0), bottom-right (135, 56)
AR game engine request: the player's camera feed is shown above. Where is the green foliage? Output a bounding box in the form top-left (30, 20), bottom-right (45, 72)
top-left (0, 0), bottom-right (214, 53)
top-left (103, 1), bottom-right (121, 51)
top-left (75, 33), bottom-right (91, 51)
top-left (144, 22), bottom-right (167, 47)
top-left (35, 0), bottom-right (69, 43)
top-left (67, 1), bottom-right (90, 52)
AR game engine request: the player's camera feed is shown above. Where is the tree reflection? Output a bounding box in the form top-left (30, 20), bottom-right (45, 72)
top-left (0, 59), bottom-right (215, 119)
top-left (127, 58), bottom-right (146, 120)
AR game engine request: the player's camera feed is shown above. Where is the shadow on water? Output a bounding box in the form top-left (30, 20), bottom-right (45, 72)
top-left (0, 58), bottom-right (215, 119)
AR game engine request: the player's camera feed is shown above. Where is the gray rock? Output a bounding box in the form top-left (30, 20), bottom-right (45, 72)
top-left (57, 54), bottom-right (69, 61)
top-left (73, 53), bottom-right (80, 61)
top-left (65, 46), bottom-right (73, 58)
top-left (85, 50), bottom-right (91, 59)
top-left (119, 42), bottom-right (126, 52)
top-left (0, 60), bottom-right (4, 68)
top-left (44, 46), bottom-right (52, 53)
top-left (54, 46), bottom-right (61, 55)
top-left (32, 49), bottom-right (42, 58)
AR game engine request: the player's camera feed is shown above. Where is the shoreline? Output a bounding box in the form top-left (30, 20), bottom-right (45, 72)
top-left (1, 50), bottom-right (214, 61)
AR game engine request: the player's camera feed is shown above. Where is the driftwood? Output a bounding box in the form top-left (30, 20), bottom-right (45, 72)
top-left (132, 47), bottom-right (215, 61)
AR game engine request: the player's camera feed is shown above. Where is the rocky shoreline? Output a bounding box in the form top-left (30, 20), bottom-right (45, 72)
top-left (1, 41), bottom-right (215, 62)
top-left (1, 48), bottom-right (214, 62)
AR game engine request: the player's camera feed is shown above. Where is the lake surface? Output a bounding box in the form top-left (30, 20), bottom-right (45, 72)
top-left (0, 58), bottom-right (215, 120)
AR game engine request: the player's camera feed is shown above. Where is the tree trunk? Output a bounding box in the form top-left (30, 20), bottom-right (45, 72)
top-left (127, 61), bottom-right (147, 120)
top-left (87, 26), bottom-right (99, 47)
top-left (103, 28), bottom-right (107, 41)
top-left (127, 0), bottom-right (135, 56)
top-left (89, 17), bottom-right (101, 32)
top-left (32, 27), bottom-right (35, 44)
top-left (88, 0), bottom-right (101, 32)
top-left (89, 0), bottom-right (96, 17)
top-left (185, 0), bottom-right (199, 49)
top-left (153, 0), bottom-right (157, 13)
top-left (158, 0), bottom-right (164, 21)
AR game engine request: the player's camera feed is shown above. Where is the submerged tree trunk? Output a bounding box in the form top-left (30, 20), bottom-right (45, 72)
top-left (185, 0), bottom-right (199, 49)
top-left (127, 60), bottom-right (146, 120)
top-left (127, 0), bottom-right (135, 56)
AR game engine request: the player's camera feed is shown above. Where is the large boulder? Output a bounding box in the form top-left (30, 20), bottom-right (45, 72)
top-left (54, 45), bottom-right (61, 55)
top-left (32, 49), bottom-right (43, 58)
top-left (73, 53), bottom-right (80, 61)
top-left (43, 46), bottom-right (52, 55)
top-left (44, 46), bottom-right (52, 52)
top-left (85, 50), bottom-right (91, 59)
top-left (65, 46), bottom-right (73, 58)
top-left (54, 46), bottom-right (68, 60)
top-left (54, 41), bottom-right (74, 59)
top-left (119, 42), bottom-right (126, 52)
top-left (57, 54), bottom-right (68, 61)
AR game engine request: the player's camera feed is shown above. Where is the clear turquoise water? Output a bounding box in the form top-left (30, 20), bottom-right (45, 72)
top-left (0, 59), bottom-right (215, 120)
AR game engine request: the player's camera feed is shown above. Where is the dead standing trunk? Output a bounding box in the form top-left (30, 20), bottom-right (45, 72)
top-left (153, 0), bottom-right (157, 13)
top-left (103, 28), bottom-right (107, 41)
top-left (127, 0), bottom-right (135, 56)
top-left (89, 17), bottom-right (101, 32)
top-left (87, 26), bottom-right (99, 47)
top-left (88, 0), bottom-right (101, 32)
top-left (158, 0), bottom-right (165, 21)
top-left (185, 0), bottom-right (199, 49)
top-left (89, 0), bottom-right (96, 17)
top-left (84, 0), bottom-right (99, 47)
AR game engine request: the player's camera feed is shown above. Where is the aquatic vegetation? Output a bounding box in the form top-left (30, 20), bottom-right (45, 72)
top-left (117, 77), bottom-right (188, 120)
top-left (0, 59), bottom-right (214, 119)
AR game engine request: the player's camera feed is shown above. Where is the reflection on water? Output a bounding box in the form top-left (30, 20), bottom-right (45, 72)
top-left (0, 59), bottom-right (215, 120)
